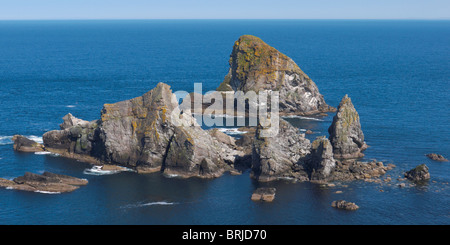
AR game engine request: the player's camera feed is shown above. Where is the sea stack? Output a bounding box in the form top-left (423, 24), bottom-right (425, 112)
top-left (328, 95), bottom-right (368, 159)
top-left (217, 35), bottom-right (335, 115)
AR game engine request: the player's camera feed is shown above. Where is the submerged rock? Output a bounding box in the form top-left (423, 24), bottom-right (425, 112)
top-left (328, 95), bottom-right (368, 159)
top-left (426, 153), bottom-right (448, 162)
top-left (405, 164), bottom-right (430, 182)
top-left (331, 200), bottom-right (359, 211)
top-left (12, 135), bottom-right (44, 152)
top-left (251, 187), bottom-right (276, 202)
top-left (217, 35), bottom-right (335, 115)
top-left (0, 172), bottom-right (88, 193)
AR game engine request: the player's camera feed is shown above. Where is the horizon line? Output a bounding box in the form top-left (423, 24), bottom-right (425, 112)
top-left (0, 18), bottom-right (449, 21)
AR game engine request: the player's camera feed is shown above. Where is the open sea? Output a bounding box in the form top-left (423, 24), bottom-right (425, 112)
top-left (0, 20), bottom-right (449, 225)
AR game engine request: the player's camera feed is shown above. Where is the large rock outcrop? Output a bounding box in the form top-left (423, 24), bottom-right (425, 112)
top-left (217, 35), bottom-right (335, 115)
top-left (328, 95), bottom-right (368, 159)
top-left (251, 119), bottom-right (311, 182)
top-left (42, 83), bottom-right (243, 178)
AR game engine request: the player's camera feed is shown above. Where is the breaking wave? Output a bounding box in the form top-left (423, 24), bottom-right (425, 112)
top-left (34, 151), bottom-right (60, 157)
top-left (121, 201), bottom-right (178, 209)
top-left (34, 190), bottom-right (61, 194)
top-left (83, 165), bottom-right (133, 176)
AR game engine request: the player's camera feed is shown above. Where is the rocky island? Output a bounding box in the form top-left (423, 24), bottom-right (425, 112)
top-left (9, 35), bottom-right (397, 197)
top-left (217, 35), bottom-right (335, 116)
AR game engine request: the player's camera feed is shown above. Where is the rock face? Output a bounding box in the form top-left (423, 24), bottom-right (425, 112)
top-left (305, 136), bottom-right (336, 181)
top-left (43, 118), bottom-right (100, 158)
top-left (43, 83), bottom-right (243, 178)
top-left (251, 187), bottom-right (276, 202)
top-left (328, 95), bottom-right (368, 159)
top-left (331, 200), bottom-right (359, 211)
top-left (426, 153), bottom-right (448, 162)
top-left (217, 35), bottom-right (334, 115)
top-left (0, 172), bottom-right (88, 193)
top-left (405, 164), bottom-right (430, 182)
top-left (251, 119), bottom-right (311, 182)
top-left (12, 135), bottom-right (44, 152)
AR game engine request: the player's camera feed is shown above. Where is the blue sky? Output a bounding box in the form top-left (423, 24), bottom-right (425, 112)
top-left (0, 0), bottom-right (449, 20)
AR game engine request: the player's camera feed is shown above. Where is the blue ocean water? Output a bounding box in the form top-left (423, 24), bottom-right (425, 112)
top-left (0, 20), bottom-right (449, 225)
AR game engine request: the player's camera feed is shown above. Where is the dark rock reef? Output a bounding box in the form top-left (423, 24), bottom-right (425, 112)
top-left (217, 35), bottom-right (335, 115)
top-left (0, 172), bottom-right (88, 193)
top-left (404, 164), bottom-right (430, 182)
top-left (328, 95), bottom-right (368, 159)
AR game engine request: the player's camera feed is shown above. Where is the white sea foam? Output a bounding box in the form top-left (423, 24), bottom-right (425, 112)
top-left (140, 201), bottom-right (177, 206)
top-left (35, 152), bottom-right (60, 157)
top-left (34, 190), bottom-right (61, 194)
top-left (217, 128), bottom-right (247, 135)
top-left (66, 105), bottom-right (76, 108)
top-left (164, 173), bottom-right (181, 178)
top-left (34, 151), bottom-right (51, 155)
top-left (0, 136), bottom-right (13, 145)
top-left (26, 135), bottom-right (44, 144)
top-left (83, 165), bottom-right (133, 176)
top-left (122, 201), bottom-right (178, 209)
top-left (281, 115), bottom-right (324, 121)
